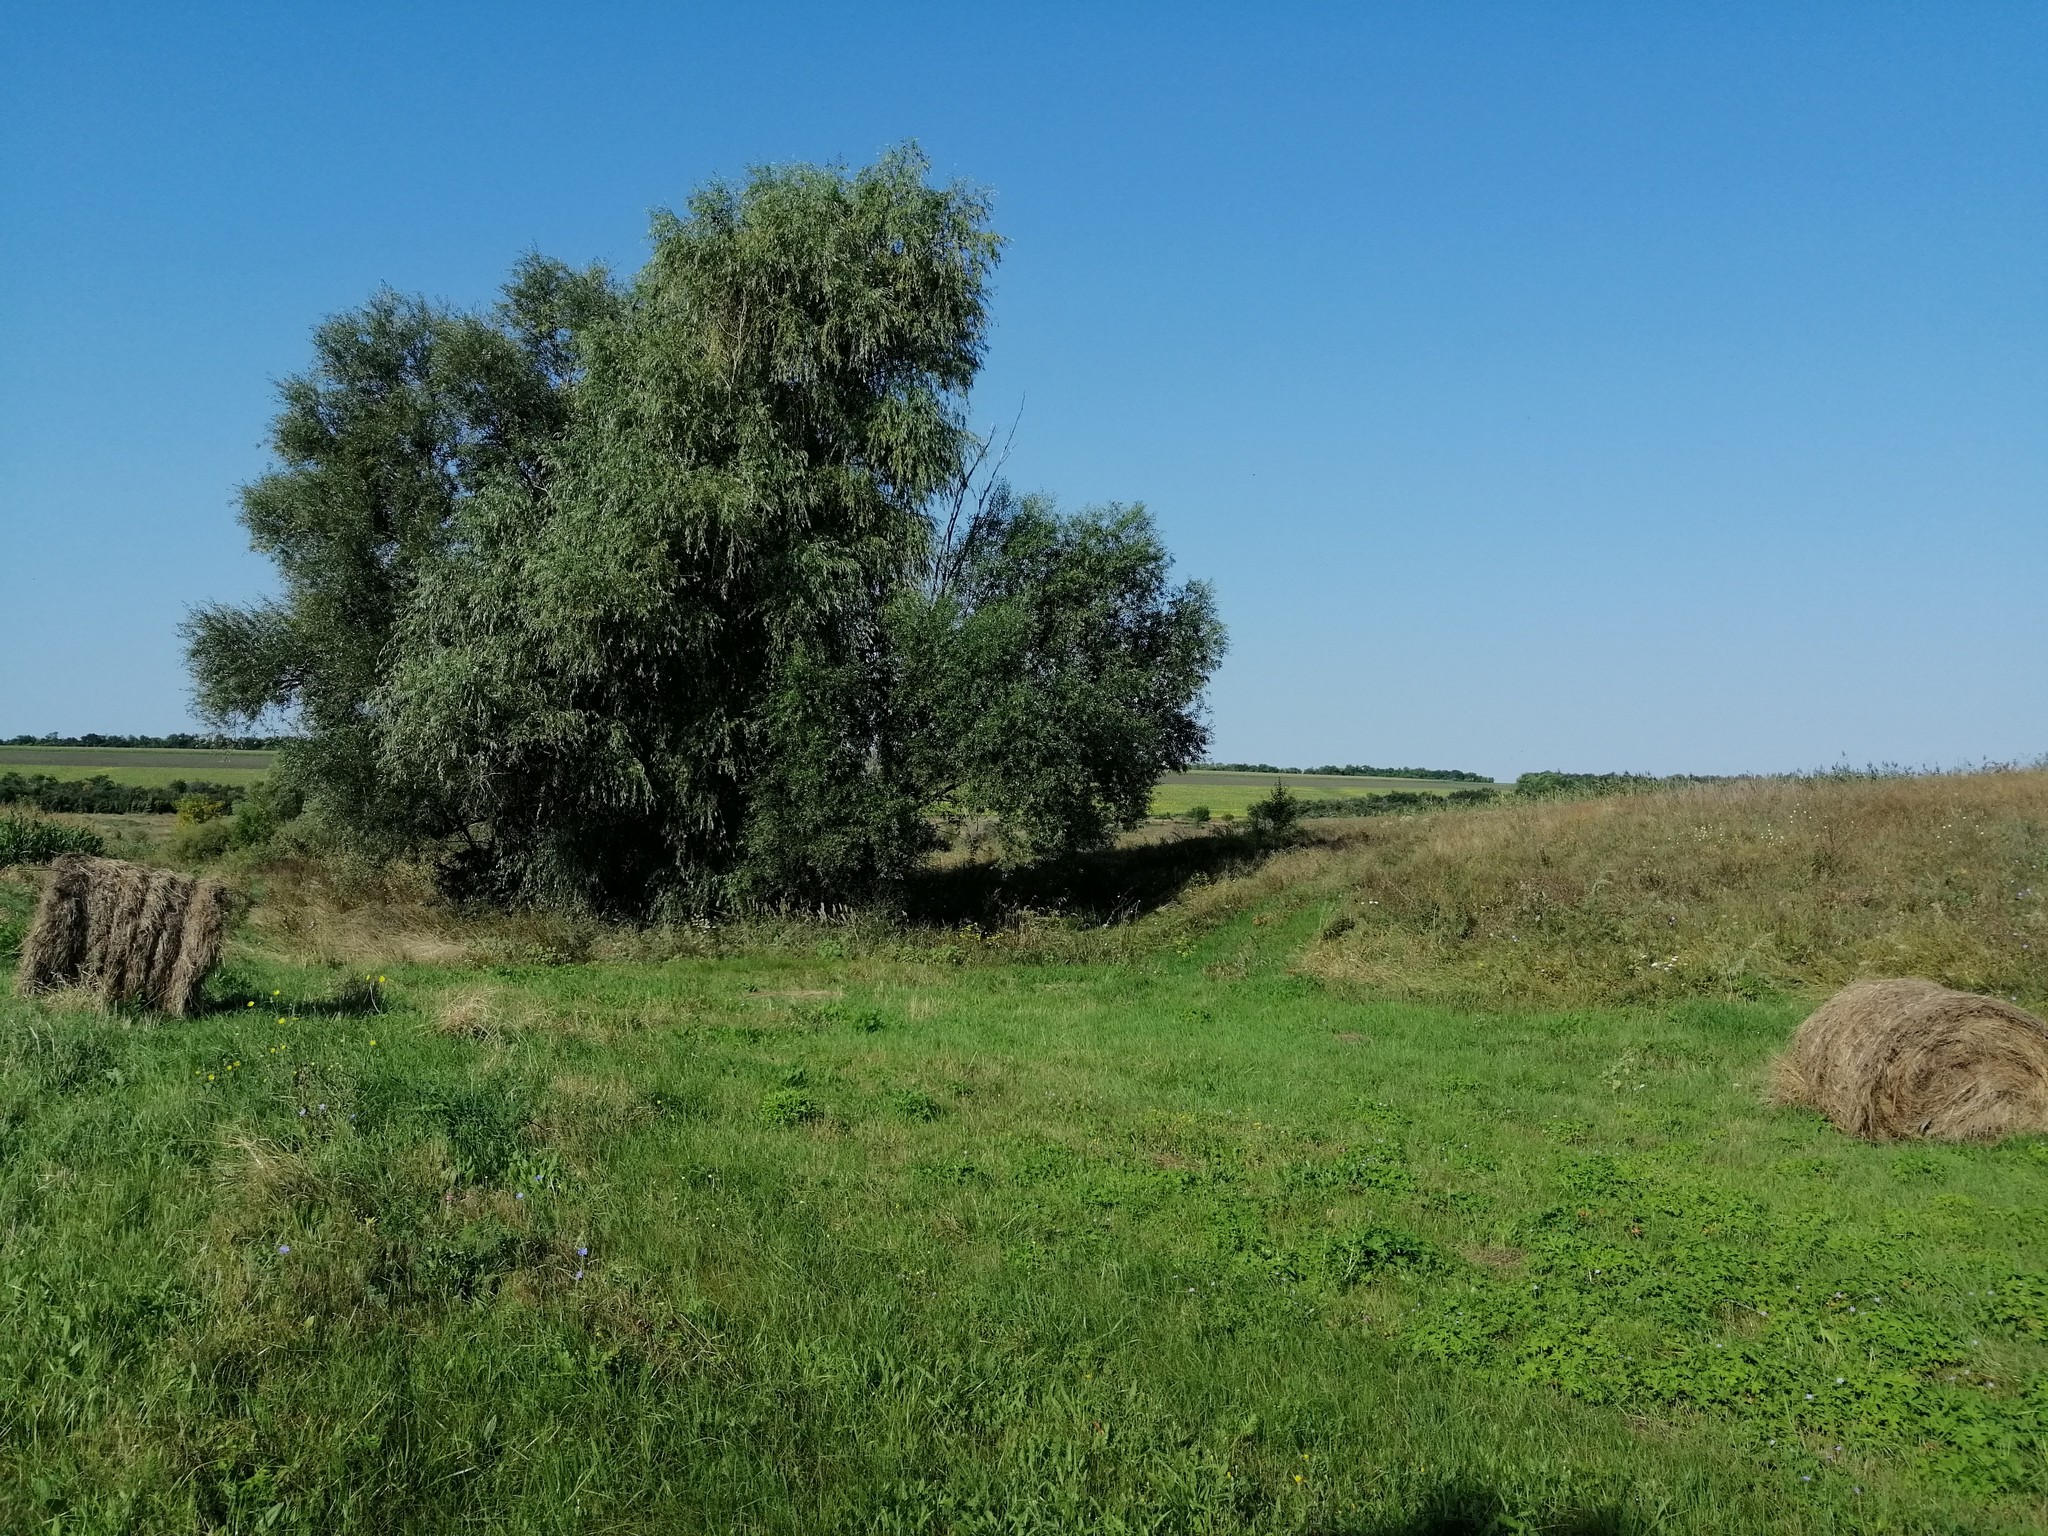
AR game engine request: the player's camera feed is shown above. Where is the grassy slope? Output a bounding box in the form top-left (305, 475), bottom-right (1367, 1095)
top-left (5, 775), bottom-right (2048, 1532)
top-left (1293, 770), bottom-right (2048, 1009)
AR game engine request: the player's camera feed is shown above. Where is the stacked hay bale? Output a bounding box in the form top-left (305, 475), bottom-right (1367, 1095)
top-left (1773, 978), bottom-right (2048, 1141)
top-left (14, 856), bottom-right (233, 1016)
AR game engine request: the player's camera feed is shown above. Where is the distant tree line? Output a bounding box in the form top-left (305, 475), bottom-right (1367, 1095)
top-left (2, 733), bottom-right (290, 751)
top-left (1196, 762), bottom-right (1490, 782)
top-left (0, 773), bottom-right (250, 815)
top-left (1512, 771), bottom-right (1727, 798)
top-left (186, 149), bottom-right (1224, 919)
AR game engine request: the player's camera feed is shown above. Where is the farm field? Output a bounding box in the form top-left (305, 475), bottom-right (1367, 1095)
top-left (0, 756), bottom-right (1475, 815)
top-left (0, 745), bottom-right (272, 789)
top-left (1150, 771), bottom-right (1491, 818)
top-left (3, 770), bottom-right (2047, 1532)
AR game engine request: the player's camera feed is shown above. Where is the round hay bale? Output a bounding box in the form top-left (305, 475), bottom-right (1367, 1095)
top-left (1772, 978), bottom-right (2048, 1142)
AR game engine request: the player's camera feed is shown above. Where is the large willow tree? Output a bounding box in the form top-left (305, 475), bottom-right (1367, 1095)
top-left (188, 149), bottom-right (1223, 917)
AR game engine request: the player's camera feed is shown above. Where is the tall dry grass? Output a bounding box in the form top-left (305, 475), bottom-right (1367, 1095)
top-left (1189, 770), bottom-right (2048, 1009)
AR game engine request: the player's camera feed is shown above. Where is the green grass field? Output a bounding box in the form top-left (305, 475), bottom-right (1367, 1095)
top-left (0, 745), bottom-right (273, 789)
top-left (4, 790), bottom-right (2046, 1530)
top-left (1150, 772), bottom-right (1485, 818)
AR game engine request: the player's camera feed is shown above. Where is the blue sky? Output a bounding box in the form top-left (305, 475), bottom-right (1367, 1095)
top-left (3, 2), bottom-right (2042, 778)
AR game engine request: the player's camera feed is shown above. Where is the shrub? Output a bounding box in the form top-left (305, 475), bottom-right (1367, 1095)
top-left (0, 812), bottom-right (105, 868)
top-left (887, 1088), bottom-right (942, 1121)
top-left (1513, 771), bottom-right (1721, 799)
top-left (167, 817), bottom-right (234, 862)
top-left (1245, 781), bottom-right (1302, 837)
top-left (1293, 788), bottom-right (1500, 823)
top-left (1185, 805), bottom-right (1210, 824)
top-left (227, 778), bottom-right (306, 850)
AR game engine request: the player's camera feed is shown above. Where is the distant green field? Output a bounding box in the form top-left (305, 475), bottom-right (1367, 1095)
top-left (0, 746), bottom-right (272, 789)
top-left (3, 753), bottom-right (1486, 812)
top-left (1150, 771), bottom-right (1492, 818)
top-left (1, 752), bottom-right (1499, 814)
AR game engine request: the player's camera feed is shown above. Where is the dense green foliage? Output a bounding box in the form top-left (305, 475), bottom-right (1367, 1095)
top-left (189, 150), bottom-right (1221, 917)
top-left (185, 251), bottom-right (611, 853)
top-left (0, 810), bottom-right (104, 866)
top-left (3, 890), bottom-right (2044, 1531)
top-left (899, 497), bottom-right (1221, 863)
top-left (0, 771), bottom-right (249, 815)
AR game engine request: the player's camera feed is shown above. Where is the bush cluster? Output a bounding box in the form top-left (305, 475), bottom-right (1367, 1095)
top-left (0, 773), bottom-right (248, 816)
top-left (1513, 770), bottom-right (1725, 798)
top-left (167, 779), bottom-right (306, 861)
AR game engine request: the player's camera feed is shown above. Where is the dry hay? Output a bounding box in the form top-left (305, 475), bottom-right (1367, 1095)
top-left (434, 984), bottom-right (556, 1041)
top-left (1771, 978), bottom-right (2048, 1142)
top-left (15, 855), bottom-right (233, 1016)
top-left (436, 986), bottom-right (513, 1041)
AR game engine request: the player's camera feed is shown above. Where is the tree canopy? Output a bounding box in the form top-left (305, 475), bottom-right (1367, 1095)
top-left (188, 148), bottom-right (1224, 917)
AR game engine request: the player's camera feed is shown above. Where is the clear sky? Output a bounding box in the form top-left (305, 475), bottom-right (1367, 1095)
top-left (3, 3), bottom-right (2042, 779)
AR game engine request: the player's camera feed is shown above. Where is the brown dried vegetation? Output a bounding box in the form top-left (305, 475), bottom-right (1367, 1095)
top-left (15, 855), bottom-right (232, 1015)
top-left (1238, 769), bottom-right (2048, 1008)
top-left (1771, 977), bottom-right (2048, 1141)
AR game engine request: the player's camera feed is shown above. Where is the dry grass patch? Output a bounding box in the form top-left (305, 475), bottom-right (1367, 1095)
top-left (1274, 770), bottom-right (2048, 1008)
top-left (435, 985), bottom-right (546, 1041)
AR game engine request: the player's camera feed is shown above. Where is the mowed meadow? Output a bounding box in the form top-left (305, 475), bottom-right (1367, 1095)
top-left (4, 770), bottom-right (2048, 1532)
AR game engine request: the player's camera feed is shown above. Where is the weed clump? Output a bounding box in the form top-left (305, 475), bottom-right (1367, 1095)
top-left (887, 1088), bottom-right (942, 1121)
top-left (759, 1088), bottom-right (821, 1126)
top-left (0, 812), bottom-right (103, 868)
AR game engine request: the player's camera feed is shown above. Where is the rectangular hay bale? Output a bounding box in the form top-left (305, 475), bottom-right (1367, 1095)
top-left (14, 855), bottom-right (232, 1016)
